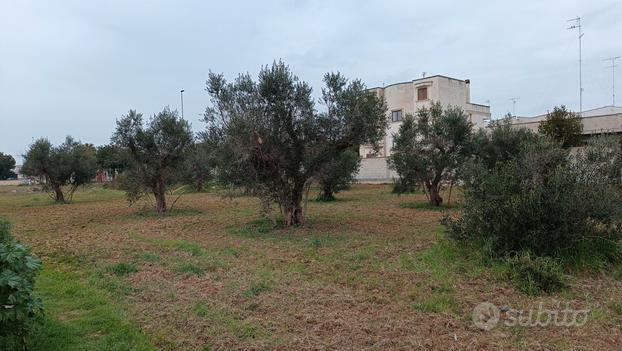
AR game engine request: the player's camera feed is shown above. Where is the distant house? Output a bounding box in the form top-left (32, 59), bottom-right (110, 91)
top-left (510, 106), bottom-right (622, 137)
top-left (13, 165), bottom-right (23, 179)
top-left (357, 75), bottom-right (491, 183)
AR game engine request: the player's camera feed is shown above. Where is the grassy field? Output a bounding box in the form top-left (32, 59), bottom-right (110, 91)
top-left (0, 184), bottom-right (621, 350)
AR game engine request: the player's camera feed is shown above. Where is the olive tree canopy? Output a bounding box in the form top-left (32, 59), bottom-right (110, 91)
top-left (22, 136), bottom-right (97, 202)
top-left (112, 108), bottom-right (193, 213)
top-left (204, 61), bottom-right (386, 225)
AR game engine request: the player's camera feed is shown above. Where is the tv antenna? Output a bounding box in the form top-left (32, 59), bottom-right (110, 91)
top-left (567, 17), bottom-right (584, 115)
top-left (603, 56), bottom-right (620, 106)
top-left (509, 97), bottom-right (520, 117)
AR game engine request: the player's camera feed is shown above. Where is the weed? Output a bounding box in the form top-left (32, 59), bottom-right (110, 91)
top-left (244, 281), bottom-right (270, 297)
top-left (106, 262), bottom-right (138, 277)
top-left (506, 252), bottom-right (566, 295)
top-left (175, 263), bottom-right (205, 276)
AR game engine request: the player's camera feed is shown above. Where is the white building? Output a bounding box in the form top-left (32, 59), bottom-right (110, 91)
top-left (357, 75), bottom-right (491, 182)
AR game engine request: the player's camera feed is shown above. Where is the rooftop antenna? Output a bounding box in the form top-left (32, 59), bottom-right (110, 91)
top-left (603, 56), bottom-right (620, 106)
top-left (567, 17), bottom-right (584, 116)
top-left (509, 97), bottom-right (520, 117)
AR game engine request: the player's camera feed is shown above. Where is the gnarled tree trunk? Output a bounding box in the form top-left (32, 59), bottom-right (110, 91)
top-left (154, 176), bottom-right (167, 213)
top-left (283, 203), bottom-right (304, 226)
top-left (426, 180), bottom-right (443, 207)
top-left (53, 184), bottom-right (65, 203)
top-left (282, 187), bottom-right (305, 226)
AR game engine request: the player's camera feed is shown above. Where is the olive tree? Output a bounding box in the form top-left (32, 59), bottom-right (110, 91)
top-left (22, 137), bottom-right (98, 202)
top-left (0, 153), bottom-right (17, 180)
top-left (472, 117), bottom-right (538, 170)
top-left (96, 144), bottom-right (129, 181)
top-left (538, 105), bottom-right (583, 148)
top-left (388, 103), bottom-right (473, 206)
top-left (181, 139), bottom-right (216, 192)
top-left (112, 108), bottom-right (193, 213)
top-left (204, 61), bottom-right (386, 225)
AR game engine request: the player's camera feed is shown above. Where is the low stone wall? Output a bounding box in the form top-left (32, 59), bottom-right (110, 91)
top-left (356, 157), bottom-right (396, 183)
top-left (0, 180), bottom-right (22, 186)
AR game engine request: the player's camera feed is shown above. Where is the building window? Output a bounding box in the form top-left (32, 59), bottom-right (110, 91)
top-left (417, 87), bottom-right (428, 101)
top-left (391, 110), bottom-right (403, 122)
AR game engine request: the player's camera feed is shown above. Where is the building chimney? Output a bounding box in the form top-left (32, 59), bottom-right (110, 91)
top-left (465, 79), bottom-right (471, 103)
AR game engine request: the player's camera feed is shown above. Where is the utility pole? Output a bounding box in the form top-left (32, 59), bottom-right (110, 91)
top-left (603, 56), bottom-right (620, 106)
top-left (509, 97), bottom-right (520, 117)
top-left (568, 17), bottom-right (584, 116)
top-left (180, 89), bottom-right (185, 118)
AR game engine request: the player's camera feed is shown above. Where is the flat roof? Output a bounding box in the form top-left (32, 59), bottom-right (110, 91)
top-left (368, 74), bottom-right (469, 90)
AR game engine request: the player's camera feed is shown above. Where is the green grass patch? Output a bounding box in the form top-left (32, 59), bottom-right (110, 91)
top-left (130, 207), bottom-right (203, 219)
top-left (506, 253), bottom-right (567, 295)
top-left (132, 235), bottom-right (205, 256)
top-left (412, 287), bottom-right (458, 314)
top-left (228, 218), bottom-right (285, 238)
top-left (106, 262), bottom-right (139, 277)
top-left (175, 263), bottom-right (205, 276)
top-left (399, 201), bottom-right (460, 210)
top-left (27, 265), bottom-right (155, 351)
top-left (191, 301), bottom-right (264, 340)
top-left (243, 281), bottom-right (270, 297)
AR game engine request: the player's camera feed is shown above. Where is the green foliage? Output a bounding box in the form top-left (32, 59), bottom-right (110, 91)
top-left (181, 140), bottom-right (216, 192)
top-left (95, 144), bottom-right (130, 181)
top-left (506, 252), bottom-right (566, 295)
top-left (21, 137), bottom-right (98, 202)
top-left (0, 219), bottom-right (44, 348)
top-left (0, 152), bottom-right (17, 180)
top-left (538, 105), bottom-right (583, 148)
top-left (388, 102), bottom-right (473, 206)
top-left (204, 61), bottom-right (387, 225)
top-left (315, 149), bottom-right (361, 201)
top-left (446, 137), bottom-right (622, 265)
top-left (472, 117), bottom-right (537, 170)
top-left (112, 108), bottom-right (194, 213)
top-left (576, 134), bottom-right (622, 188)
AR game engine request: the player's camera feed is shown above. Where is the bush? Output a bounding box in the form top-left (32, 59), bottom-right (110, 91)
top-left (0, 219), bottom-right (44, 348)
top-left (506, 252), bottom-right (566, 295)
top-left (446, 137), bottom-right (622, 265)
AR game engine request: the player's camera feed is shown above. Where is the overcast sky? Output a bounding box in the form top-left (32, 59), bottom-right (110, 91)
top-left (1, 0), bottom-right (621, 161)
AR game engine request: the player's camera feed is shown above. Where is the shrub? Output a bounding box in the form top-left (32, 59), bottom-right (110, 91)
top-left (506, 252), bottom-right (566, 295)
top-left (0, 219), bottom-right (44, 348)
top-left (446, 137), bottom-right (622, 265)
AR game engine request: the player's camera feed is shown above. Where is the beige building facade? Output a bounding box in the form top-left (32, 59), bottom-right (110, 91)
top-left (511, 106), bottom-right (622, 136)
top-left (357, 75), bottom-right (491, 182)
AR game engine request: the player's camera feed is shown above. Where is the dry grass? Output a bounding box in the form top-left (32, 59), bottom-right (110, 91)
top-left (1, 184), bottom-right (621, 350)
